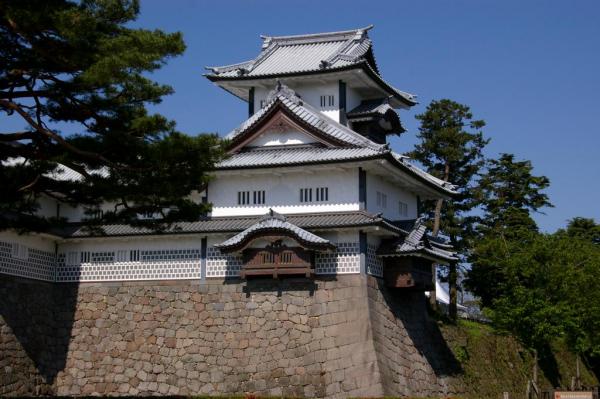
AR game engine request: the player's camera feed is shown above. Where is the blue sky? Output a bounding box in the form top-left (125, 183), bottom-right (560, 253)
top-left (8, 1), bottom-right (599, 232)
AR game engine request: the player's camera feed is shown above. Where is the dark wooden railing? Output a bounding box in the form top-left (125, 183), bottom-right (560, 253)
top-left (241, 244), bottom-right (313, 278)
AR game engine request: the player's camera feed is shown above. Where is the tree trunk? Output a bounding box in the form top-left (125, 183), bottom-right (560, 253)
top-left (576, 353), bottom-right (581, 390)
top-left (431, 163), bottom-right (453, 317)
top-left (429, 262), bottom-right (437, 311)
top-left (448, 261), bottom-right (458, 321)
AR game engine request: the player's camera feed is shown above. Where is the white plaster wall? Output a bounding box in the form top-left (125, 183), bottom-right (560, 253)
top-left (0, 231), bottom-right (57, 252)
top-left (58, 235), bottom-right (203, 254)
top-left (247, 130), bottom-right (318, 147)
top-left (209, 169), bottom-right (360, 217)
top-left (366, 172), bottom-right (418, 220)
top-left (346, 87), bottom-right (364, 113)
top-left (255, 81), bottom-right (340, 122)
top-left (318, 230), bottom-right (358, 243)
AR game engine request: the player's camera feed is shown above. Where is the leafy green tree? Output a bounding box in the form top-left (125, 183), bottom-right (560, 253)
top-left (476, 153), bottom-right (552, 230)
top-left (479, 227), bottom-right (600, 360)
top-left (559, 217), bottom-right (600, 244)
top-left (1, 0), bottom-right (224, 231)
top-left (410, 99), bottom-right (489, 319)
top-left (466, 153), bottom-right (552, 307)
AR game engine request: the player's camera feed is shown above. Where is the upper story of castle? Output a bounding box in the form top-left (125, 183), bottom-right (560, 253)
top-left (205, 26), bottom-right (415, 144)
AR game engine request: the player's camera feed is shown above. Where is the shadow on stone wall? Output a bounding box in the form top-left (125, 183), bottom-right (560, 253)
top-left (226, 276), bottom-right (322, 297)
top-left (0, 276), bottom-right (78, 395)
top-left (377, 278), bottom-right (462, 378)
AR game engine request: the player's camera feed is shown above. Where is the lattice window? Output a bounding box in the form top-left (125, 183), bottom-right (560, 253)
top-left (316, 187), bottom-right (329, 202)
top-left (300, 188), bottom-right (312, 203)
top-left (315, 242), bottom-right (360, 274)
top-left (253, 190), bottom-right (265, 205)
top-left (281, 251), bottom-right (293, 264)
top-left (376, 191), bottom-right (387, 208)
top-left (238, 191), bottom-right (251, 205)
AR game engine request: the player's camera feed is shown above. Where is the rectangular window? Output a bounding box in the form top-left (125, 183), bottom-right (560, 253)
top-left (67, 251), bottom-right (78, 266)
top-left (253, 190), bottom-right (265, 205)
top-left (316, 187), bottom-right (329, 202)
top-left (300, 188), bottom-right (313, 203)
top-left (376, 191), bottom-right (387, 208)
top-left (237, 191), bottom-right (251, 205)
top-left (130, 249), bottom-right (140, 262)
top-left (399, 201), bottom-right (408, 217)
top-left (116, 250), bottom-right (127, 263)
top-left (80, 251), bottom-right (91, 263)
top-left (11, 243), bottom-right (28, 260)
top-left (320, 95), bottom-right (335, 107)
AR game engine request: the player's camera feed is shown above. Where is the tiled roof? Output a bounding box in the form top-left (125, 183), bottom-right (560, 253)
top-left (207, 27), bottom-right (375, 78)
top-left (215, 209), bottom-right (334, 252)
top-left (205, 27), bottom-right (416, 106)
top-left (226, 83), bottom-right (383, 150)
top-left (3, 157), bottom-right (108, 182)
top-left (60, 210), bottom-right (402, 238)
top-left (217, 146), bottom-right (382, 169)
top-left (377, 218), bottom-right (458, 263)
top-left (347, 98), bottom-right (396, 119)
top-left (347, 98), bottom-right (405, 134)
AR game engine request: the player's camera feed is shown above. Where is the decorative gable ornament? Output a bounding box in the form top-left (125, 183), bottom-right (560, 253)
top-left (265, 81), bottom-right (302, 106)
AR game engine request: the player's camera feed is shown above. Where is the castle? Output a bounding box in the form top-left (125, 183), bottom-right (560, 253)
top-left (0, 27), bottom-right (460, 397)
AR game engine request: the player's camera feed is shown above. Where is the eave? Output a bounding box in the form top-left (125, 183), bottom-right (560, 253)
top-left (205, 62), bottom-right (416, 108)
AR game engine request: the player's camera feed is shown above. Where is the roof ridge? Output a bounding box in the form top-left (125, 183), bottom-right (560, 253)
top-left (260, 25), bottom-right (373, 44)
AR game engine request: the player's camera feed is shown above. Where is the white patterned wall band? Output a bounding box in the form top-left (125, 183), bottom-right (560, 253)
top-left (1, 240), bottom-right (363, 282)
top-left (206, 247), bottom-right (243, 277)
top-left (0, 241), bottom-right (55, 282)
top-left (315, 242), bottom-right (360, 275)
top-left (55, 249), bottom-right (202, 282)
top-left (366, 243), bottom-right (384, 278)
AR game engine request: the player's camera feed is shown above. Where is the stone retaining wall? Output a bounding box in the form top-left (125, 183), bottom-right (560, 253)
top-left (0, 275), bottom-right (460, 397)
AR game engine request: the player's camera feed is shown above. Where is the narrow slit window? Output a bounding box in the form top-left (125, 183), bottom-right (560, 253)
top-left (253, 190), bottom-right (265, 205)
top-left (237, 191), bottom-right (251, 205)
top-left (328, 95), bottom-right (334, 106)
top-left (316, 187), bottom-right (329, 202)
top-left (300, 188), bottom-right (313, 203)
top-left (399, 201), bottom-right (408, 217)
top-left (376, 191), bottom-right (387, 208)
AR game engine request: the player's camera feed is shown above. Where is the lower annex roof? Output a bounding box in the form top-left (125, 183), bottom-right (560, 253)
top-left (58, 211), bottom-right (404, 239)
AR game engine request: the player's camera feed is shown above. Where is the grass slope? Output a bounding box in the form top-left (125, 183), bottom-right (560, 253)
top-left (440, 320), bottom-right (599, 398)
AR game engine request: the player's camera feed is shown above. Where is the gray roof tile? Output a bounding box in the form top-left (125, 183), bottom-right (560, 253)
top-left (217, 147), bottom-right (382, 169)
top-left (61, 211), bottom-right (400, 238)
top-left (215, 210), bottom-right (333, 251)
top-left (205, 27), bottom-right (416, 105)
top-left (226, 83), bottom-right (383, 150)
top-left (377, 218), bottom-right (458, 263)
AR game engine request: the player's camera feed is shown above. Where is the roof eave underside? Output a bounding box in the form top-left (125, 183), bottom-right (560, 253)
top-left (205, 63), bottom-right (416, 107)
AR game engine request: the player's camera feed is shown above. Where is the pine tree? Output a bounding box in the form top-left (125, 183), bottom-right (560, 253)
top-left (410, 99), bottom-right (489, 319)
top-left (0, 0), bottom-right (225, 231)
top-left (466, 153), bottom-right (552, 307)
